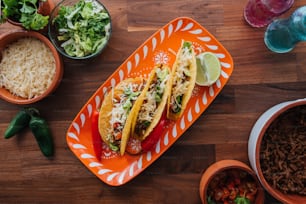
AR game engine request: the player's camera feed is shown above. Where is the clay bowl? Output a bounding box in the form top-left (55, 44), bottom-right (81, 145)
top-left (248, 99), bottom-right (306, 204)
top-left (0, 30), bottom-right (63, 104)
top-left (199, 160), bottom-right (265, 204)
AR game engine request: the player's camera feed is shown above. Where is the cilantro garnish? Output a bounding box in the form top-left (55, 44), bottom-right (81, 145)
top-left (234, 196), bottom-right (251, 204)
top-left (1, 0), bottom-right (49, 30)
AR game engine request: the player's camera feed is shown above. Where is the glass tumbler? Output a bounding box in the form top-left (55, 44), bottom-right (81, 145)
top-left (244, 0), bottom-right (294, 28)
top-left (264, 6), bottom-right (306, 53)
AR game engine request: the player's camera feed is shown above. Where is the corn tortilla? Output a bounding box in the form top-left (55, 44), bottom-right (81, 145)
top-left (131, 64), bottom-right (171, 140)
top-left (167, 41), bottom-right (197, 120)
top-left (98, 77), bottom-right (145, 155)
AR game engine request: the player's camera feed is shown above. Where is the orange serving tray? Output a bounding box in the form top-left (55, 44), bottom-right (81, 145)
top-left (66, 17), bottom-right (234, 186)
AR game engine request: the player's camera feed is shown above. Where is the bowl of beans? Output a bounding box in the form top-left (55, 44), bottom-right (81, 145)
top-left (248, 99), bottom-right (306, 203)
top-left (0, 30), bottom-right (63, 104)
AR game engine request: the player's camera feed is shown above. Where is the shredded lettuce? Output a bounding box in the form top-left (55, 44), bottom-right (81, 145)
top-left (53, 0), bottom-right (111, 57)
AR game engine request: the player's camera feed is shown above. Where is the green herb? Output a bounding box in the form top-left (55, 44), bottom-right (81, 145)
top-left (123, 99), bottom-right (132, 112)
top-left (1, 0), bottom-right (20, 22)
top-left (109, 143), bottom-right (119, 152)
top-left (124, 87), bottom-right (133, 96)
top-left (156, 68), bottom-right (168, 82)
top-left (1, 0), bottom-right (49, 30)
top-left (143, 120), bottom-right (151, 128)
top-left (123, 86), bottom-right (141, 113)
top-left (183, 69), bottom-right (191, 77)
top-left (170, 95), bottom-right (183, 114)
top-left (53, 0), bottom-right (111, 57)
top-left (183, 41), bottom-right (192, 49)
top-left (207, 196), bottom-right (216, 204)
top-left (234, 196), bottom-right (251, 204)
top-left (155, 93), bottom-right (162, 103)
top-left (155, 68), bottom-right (168, 102)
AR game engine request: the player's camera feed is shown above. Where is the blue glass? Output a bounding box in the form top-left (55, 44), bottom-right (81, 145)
top-left (264, 5), bottom-right (306, 53)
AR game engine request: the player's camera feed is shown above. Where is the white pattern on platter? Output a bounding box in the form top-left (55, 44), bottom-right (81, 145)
top-left (101, 143), bottom-right (119, 159)
top-left (153, 50), bottom-right (170, 65)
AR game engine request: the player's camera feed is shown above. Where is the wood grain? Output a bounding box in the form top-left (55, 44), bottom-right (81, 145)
top-left (1, 0), bottom-right (306, 203)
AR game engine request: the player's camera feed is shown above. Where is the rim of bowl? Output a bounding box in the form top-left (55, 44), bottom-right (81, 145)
top-left (254, 100), bottom-right (306, 203)
top-left (199, 159), bottom-right (265, 204)
top-left (47, 0), bottom-right (112, 60)
top-left (0, 30), bottom-right (63, 105)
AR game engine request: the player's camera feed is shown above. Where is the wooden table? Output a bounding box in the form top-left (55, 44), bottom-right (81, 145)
top-left (1, 0), bottom-right (305, 203)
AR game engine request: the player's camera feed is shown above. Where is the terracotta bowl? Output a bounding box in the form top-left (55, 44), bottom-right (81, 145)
top-left (0, 30), bottom-right (63, 104)
top-left (199, 160), bottom-right (265, 204)
top-left (248, 99), bottom-right (306, 204)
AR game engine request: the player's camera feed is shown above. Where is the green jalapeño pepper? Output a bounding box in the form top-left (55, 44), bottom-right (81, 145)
top-left (4, 108), bottom-right (31, 139)
top-left (29, 115), bottom-right (54, 157)
top-left (4, 107), bottom-right (40, 139)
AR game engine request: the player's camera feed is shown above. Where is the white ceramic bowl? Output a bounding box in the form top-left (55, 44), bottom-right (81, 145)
top-left (248, 98), bottom-right (306, 204)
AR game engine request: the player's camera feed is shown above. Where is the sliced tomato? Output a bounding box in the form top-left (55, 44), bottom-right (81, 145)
top-left (229, 187), bottom-right (239, 200)
top-left (227, 181), bottom-right (235, 190)
top-left (141, 110), bottom-right (167, 152)
top-left (126, 137), bottom-right (142, 155)
top-left (245, 193), bottom-right (255, 202)
top-left (214, 188), bottom-right (224, 201)
top-left (91, 110), bottom-right (103, 161)
top-left (234, 177), bottom-right (241, 186)
top-left (246, 181), bottom-right (258, 195)
top-left (114, 132), bottom-right (122, 140)
top-left (221, 187), bottom-right (230, 200)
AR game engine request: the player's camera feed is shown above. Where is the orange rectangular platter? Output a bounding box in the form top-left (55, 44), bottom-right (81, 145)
top-left (66, 17), bottom-right (234, 186)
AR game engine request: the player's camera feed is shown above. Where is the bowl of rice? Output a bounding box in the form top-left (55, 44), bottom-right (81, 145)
top-left (0, 30), bottom-right (63, 104)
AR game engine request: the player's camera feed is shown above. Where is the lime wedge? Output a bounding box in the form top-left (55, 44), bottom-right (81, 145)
top-left (196, 52), bottom-right (221, 86)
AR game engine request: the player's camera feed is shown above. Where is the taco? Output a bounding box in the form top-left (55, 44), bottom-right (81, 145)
top-left (167, 41), bottom-right (197, 120)
top-left (98, 77), bottom-right (145, 155)
top-left (131, 64), bottom-right (171, 141)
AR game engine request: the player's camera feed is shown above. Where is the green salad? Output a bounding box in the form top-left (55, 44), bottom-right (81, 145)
top-left (53, 0), bottom-right (111, 57)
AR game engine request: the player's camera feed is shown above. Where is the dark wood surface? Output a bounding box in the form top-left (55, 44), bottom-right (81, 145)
top-left (1, 0), bottom-right (306, 203)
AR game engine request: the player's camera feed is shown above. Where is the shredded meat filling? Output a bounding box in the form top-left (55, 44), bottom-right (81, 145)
top-left (260, 105), bottom-right (306, 195)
